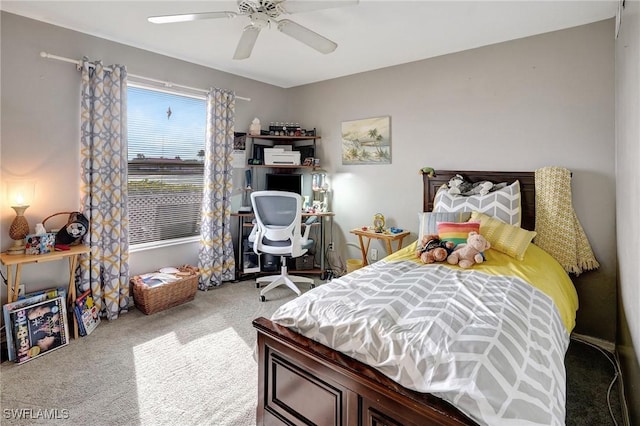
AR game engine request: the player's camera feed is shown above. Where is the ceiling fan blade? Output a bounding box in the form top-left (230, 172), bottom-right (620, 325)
top-left (148, 11), bottom-right (237, 24)
top-left (233, 25), bottom-right (262, 60)
top-left (276, 19), bottom-right (337, 54)
top-left (278, 0), bottom-right (359, 15)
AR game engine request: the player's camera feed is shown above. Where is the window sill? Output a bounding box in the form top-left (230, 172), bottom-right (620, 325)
top-left (129, 236), bottom-right (200, 253)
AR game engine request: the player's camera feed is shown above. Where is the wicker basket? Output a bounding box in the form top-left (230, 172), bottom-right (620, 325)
top-left (131, 266), bottom-right (199, 315)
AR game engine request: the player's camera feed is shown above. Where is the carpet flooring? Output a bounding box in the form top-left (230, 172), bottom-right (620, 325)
top-left (0, 279), bottom-right (625, 425)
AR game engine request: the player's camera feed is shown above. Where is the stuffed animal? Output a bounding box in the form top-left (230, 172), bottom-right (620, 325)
top-left (464, 181), bottom-right (494, 196)
top-left (447, 174), bottom-right (473, 195)
top-left (461, 180), bottom-right (509, 196)
top-left (447, 231), bottom-right (491, 268)
top-left (419, 167), bottom-right (435, 177)
top-left (416, 234), bottom-right (455, 264)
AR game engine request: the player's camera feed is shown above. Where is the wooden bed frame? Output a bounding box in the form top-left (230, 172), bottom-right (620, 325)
top-left (253, 170), bottom-right (536, 426)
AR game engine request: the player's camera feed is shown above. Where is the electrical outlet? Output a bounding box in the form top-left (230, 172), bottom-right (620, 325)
top-left (18, 284), bottom-right (26, 297)
top-left (371, 248), bottom-right (378, 261)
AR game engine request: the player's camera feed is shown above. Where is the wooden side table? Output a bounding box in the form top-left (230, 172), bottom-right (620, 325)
top-left (0, 245), bottom-right (90, 339)
top-left (350, 228), bottom-right (410, 266)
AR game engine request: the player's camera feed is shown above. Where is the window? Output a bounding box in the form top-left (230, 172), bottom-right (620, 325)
top-left (127, 84), bottom-right (206, 246)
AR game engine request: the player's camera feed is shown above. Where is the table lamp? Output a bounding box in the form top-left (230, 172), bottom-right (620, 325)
top-left (6, 180), bottom-right (35, 255)
top-left (311, 169), bottom-right (330, 212)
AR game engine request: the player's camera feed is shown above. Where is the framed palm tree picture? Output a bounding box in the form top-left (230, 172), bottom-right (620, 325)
top-left (341, 116), bottom-right (391, 164)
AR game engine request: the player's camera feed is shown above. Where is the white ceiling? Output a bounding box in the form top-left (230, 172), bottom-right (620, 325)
top-left (1, 1), bottom-right (618, 88)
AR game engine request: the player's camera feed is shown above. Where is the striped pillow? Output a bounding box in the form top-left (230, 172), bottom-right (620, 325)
top-left (418, 211), bottom-right (472, 238)
top-left (437, 221), bottom-right (480, 246)
top-left (471, 211), bottom-right (536, 260)
top-left (434, 181), bottom-right (521, 226)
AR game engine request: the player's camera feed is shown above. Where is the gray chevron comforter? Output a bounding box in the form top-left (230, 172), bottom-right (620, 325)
top-left (271, 257), bottom-right (573, 426)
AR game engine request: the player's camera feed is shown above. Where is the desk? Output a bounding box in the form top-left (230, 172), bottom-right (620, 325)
top-left (0, 245), bottom-right (90, 339)
top-left (350, 228), bottom-right (410, 266)
top-left (232, 211), bottom-right (335, 279)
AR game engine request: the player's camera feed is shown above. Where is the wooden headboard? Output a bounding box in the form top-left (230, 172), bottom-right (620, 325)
top-left (422, 170), bottom-right (536, 231)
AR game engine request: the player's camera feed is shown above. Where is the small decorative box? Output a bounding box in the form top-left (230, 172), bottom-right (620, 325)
top-left (25, 233), bottom-right (56, 255)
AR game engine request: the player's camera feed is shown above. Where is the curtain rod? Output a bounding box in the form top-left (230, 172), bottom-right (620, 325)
top-left (40, 51), bottom-right (251, 102)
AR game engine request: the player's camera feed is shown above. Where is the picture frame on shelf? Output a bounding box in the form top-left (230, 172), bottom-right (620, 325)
top-left (233, 132), bottom-right (247, 150)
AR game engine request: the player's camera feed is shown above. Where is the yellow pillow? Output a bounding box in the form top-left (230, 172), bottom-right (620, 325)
top-left (471, 211), bottom-right (536, 260)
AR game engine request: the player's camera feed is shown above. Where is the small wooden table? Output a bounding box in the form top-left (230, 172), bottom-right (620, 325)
top-left (350, 228), bottom-right (410, 266)
top-left (0, 245), bottom-right (90, 339)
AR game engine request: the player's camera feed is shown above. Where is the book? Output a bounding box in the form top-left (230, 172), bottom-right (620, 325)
top-left (74, 289), bottom-right (100, 336)
top-left (2, 287), bottom-right (66, 362)
top-left (74, 304), bottom-right (86, 337)
top-left (11, 296), bottom-right (69, 364)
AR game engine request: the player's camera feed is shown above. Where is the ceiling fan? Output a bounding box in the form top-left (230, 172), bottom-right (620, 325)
top-left (148, 0), bottom-right (359, 60)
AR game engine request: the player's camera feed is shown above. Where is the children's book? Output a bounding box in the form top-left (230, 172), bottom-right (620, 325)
top-left (11, 296), bottom-right (69, 364)
top-left (74, 289), bottom-right (100, 336)
top-left (2, 287), bottom-right (66, 362)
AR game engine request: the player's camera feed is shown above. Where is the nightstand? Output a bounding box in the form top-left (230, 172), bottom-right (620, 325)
top-left (350, 228), bottom-right (410, 266)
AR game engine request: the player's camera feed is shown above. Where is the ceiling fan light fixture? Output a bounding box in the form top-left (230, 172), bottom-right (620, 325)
top-left (277, 19), bottom-right (338, 54)
top-left (249, 12), bottom-right (270, 28)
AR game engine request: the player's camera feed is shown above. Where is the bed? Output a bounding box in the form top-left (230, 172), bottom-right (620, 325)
top-left (253, 170), bottom-right (578, 426)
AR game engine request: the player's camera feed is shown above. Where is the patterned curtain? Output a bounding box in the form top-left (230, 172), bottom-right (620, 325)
top-left (78, 59), bottom-right (130, 320)
top-left (198, 88), bottom-right (236, 289)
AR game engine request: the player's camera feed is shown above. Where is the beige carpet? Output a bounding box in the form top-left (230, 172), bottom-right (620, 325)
top-left (0, 279), bottom-right (312, 425)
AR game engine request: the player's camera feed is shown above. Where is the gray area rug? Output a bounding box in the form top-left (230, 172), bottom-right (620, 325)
top-left (1, 279), bottom-right (623, 425)
top-left (1, 279), bottom-right (299, 426)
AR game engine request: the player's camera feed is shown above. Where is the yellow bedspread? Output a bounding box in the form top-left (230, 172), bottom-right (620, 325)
top-left (386, 241), bottom-right (579, 333)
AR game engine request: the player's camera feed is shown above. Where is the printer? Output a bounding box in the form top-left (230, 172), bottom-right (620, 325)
top-left (264, 148), bottom-right (301, 166)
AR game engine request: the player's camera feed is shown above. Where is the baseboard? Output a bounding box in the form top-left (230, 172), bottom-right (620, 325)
top-left (571, 333), bottom-right (616, 353)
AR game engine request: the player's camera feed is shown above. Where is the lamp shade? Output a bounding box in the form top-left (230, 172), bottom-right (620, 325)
top-left (311, 169), bottom-right (329, 192)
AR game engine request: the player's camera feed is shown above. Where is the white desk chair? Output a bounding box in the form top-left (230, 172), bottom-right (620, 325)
top-left (250, 191), bottom-right (315, 301)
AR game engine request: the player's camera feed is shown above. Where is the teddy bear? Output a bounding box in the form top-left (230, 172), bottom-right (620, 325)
top-left (416, 234), bottom-right (455, 264)
top-left (447, 231), bottom-right (491, 268)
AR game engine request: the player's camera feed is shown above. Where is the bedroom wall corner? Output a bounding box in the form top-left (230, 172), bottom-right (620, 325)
top-left (614, 0), bottom-right (640, 422)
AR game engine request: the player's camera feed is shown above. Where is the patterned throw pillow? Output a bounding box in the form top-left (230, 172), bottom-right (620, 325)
top-left (418, 211), bottom-right (472, 238)
top-left (434, 181), bottom-right (521, 226)
top-left (437, 221), bottom-right (481, 246)
top-left (471, 211), bottom-right (536, 260)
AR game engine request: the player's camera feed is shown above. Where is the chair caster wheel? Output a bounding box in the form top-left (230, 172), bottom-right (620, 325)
top-left (260, 295), bottom-right (266, 302)
top-left (255, 283), bottom-right (260, 288)
top-left (310, 283), bottom-right (316, 289)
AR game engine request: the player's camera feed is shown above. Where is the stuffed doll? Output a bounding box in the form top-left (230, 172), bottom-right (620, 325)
top-left (447, 231), bottom-right (491, 268)
top-left (416, 234), bottom-right (455, 264)
top-left (463, 181), bottom-right (495, 196)
top-left (460, 180), bottom-right (508, 196)
top-left (447, 174), bottom-right (474, 195)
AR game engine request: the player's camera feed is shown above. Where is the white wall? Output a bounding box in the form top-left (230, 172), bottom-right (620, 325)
top-left (1, 13), bottom-right (619, 343)
top-left (615, 0), bottom-right (640, 421)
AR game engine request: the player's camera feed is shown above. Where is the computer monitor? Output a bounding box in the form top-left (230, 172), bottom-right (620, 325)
top-left (265, 173), bottom-right (303, 195)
